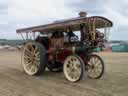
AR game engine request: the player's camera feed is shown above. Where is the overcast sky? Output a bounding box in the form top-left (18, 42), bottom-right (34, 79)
top-left (0, 0), bottom-right (128, 40)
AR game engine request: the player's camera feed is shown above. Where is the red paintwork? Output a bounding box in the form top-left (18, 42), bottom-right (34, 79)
top-left (56, 49), bottom-right (73, 63)
top-left (47, 48), bottom-right (72, 63)
top-left (47, 47), bottom-right (88, 64)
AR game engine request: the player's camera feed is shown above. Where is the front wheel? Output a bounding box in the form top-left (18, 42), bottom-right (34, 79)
top-left (63, 55), bottom-right (85, 82)
top-left (86, 54), bottom-right (104, 79)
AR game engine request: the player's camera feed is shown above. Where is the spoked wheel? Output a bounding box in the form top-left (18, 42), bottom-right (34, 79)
top-left (63, 55), bottom-right (85, 82)
top-left (22, 42), bottom-right (47, 76)
top-left (87, 54), bottom-right (104, 79)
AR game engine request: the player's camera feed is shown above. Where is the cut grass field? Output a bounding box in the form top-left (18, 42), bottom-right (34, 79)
top-left (0, 50), bottom-right (128, 96)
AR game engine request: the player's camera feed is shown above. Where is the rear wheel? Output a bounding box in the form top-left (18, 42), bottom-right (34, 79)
top-left (63, 55), bottom-right (85, 82)
top-left (22, 42), bottom-right (47, 76)
top-left (86, 54), bottom-right (104, 79)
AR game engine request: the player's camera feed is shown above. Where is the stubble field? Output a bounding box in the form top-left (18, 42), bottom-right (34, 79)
top-left (0, 50), bottom-right (128, 96)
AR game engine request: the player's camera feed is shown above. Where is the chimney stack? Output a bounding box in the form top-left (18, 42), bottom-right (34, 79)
top-left (79, 12), bottom-right (87, 17)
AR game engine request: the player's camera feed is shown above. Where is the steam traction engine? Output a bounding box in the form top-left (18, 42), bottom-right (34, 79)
top-left (16, 12), bottom-right (113, 82)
